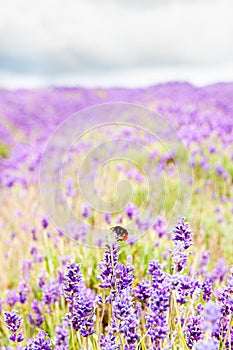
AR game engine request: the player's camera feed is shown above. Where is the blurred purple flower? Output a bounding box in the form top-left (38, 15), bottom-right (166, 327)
top-left (100, 332), bottom-right (120, 349)
top-left (28, 299), bottom-right (44, 327)
top-left (5, 290), bottom-right (18, 307)
top-left (54, 320), bottom-right (69, 350)
top-left (201, 301), bottom-right (221, 332)
top-left (194, 337), bottom-right (219, 350)
top-left (153, 216), bottom-right (167, 238)
top-left (81, 204), bottom-right (92, 218)
top-left (25, 330), bottom-right (51, 350)
top-left (125, 202), bottom-right (139, 220)
top-left (134, 280), bottom-right (152, 302)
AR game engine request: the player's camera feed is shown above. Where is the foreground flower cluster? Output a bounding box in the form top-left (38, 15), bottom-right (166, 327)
top-left (0, 83), bottom-right (232, 349)
top-left (1, 218), bottom-right (233, 349)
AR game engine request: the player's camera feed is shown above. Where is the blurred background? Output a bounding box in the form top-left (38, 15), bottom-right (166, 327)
top-left (0, 0), bottom-right (232, 88)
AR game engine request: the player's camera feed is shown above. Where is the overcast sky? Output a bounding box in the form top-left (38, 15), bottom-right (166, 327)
top-left (0, 0), bottom-right (232, 87)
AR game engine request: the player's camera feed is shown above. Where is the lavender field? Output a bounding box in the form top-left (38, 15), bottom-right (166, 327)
top-left (0, 82), bottom-right (233, 349)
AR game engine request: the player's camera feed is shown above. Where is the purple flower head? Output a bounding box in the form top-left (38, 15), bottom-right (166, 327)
top-left (125, 202), bottom-right (139, 220)
top-left (172, 218), bottom-right (193, 272)
top-left (98, 243), bottom-right (119, 289)
top-left (115, 258), bottom-right (135, 291)
top-left (209, 144), bottom-right (216, 154)
top-left (38, 270), bottom-right (47, 289)
top-left (63, 262), bottom-right (83, 297)
top-left (5, 290), bottom-right (18, 307)
top-left (9, 332), bottom-right (24, 343)
top-left (31, 228), bottom-right (38, 240)
top-left (153, 216), bottom-right (167, 238)
top-left (22, 259), bottom-right (33, 281)
top-left (201, 277), bottom-right (213, 302)
top-left (41, 217), bottom-right (49, 229)
top-left (210, 258), bottom-right (228, 283)
top-left (201, 301), bottom-right (221, 332)
top-left (184, 315), bottom-right (203, 348)
top-left (104, 212), bottom-right (112, 224)
top-left (134, 279), bottom-right (152, 301)
top-left (172, 217), bottom-right (193, 250)
top-left (215, 162), bottom-right (229, 179)
top-left (28, 299), bottom-right (44, 327)
top-left (71, 287), bottom-right (95, 337)
top-left (146, 262), bottom-right (170, 346)
top-left (42, 279), bottom-right (60, 306)
top-left (59, 255), bottom-right (72, 266)
top-left (200, 156), bottom-right (210, 171)
top-left (194, 337), bottom-right (219, 350)
top-left (54, 320), bottom-right (69, 350)
top-left (4, 310), bottom-right (22, 332)
top-left (199, 250), bottom-right (210, 274)
top-left (217, 267), bottom-right (233, 317)
top-left (100, 332), bottom-right (120, 349)
top-left (176, 274), bottom-right (200, 304)
top-left (147, 260), bottom-right (167, 289)
top-left (65, 178), bottom-right (76, 197)
top-left (18, 279), bottom-right (29, 304)
top-left (26, 330), bottom-right (52, 350)
top-left (112, 288), bottom-right (140, 346)
top-left (81, 204), bottom-right (92, 218)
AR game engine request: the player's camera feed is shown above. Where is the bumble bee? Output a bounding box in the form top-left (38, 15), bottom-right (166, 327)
top-left (110, 226), bottom-right (129, 241)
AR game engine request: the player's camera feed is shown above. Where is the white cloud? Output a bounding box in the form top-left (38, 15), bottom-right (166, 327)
top-left (0, 0), bottom-right (232, 85)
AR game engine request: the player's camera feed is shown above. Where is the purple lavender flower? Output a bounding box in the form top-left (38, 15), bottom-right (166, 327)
top-left (98, 243), bottom-right (119, 289)
top-left (210, 258), bottom-right (228, 283)
top-left (173, 218), bottom-right (193, 250)
top-left (115, 256), bottom-right (134, 291)
top-left (185, 315), bottom-right (203, 348)
top-left (5, 290), bottom-right (18, 307)
top-left (153, 216), bottom-right (167, 238)
top-left (148, 260), bottom-right (167, 289)
top-left (54, 321), bottom-right (69, 350)
top-left (217, 267), bottom-right (233, 317)
top-left (42, 279), bottom-right (60, 306)
top-left (194, 337), bottom-right (219, 350)
top-left (31, 228), bottom-right (38, 240)
top-left (199, 250), bottom-right (210, 275)
top-left (38, 270), bottom-right (47, 289)
top-left (112, 287), bottom-right (140, 346)
top-left (41, 217), bottom-right (49, 229)
top-left (63, 262), bottom-right (83, 298)
top-left (104, 212), bottom-right (112, 224)
top-left (71, 288), bottom-right (95, 337)
top-left (22, 259), bottom-right (33, 281)
top-left (65, 178), bottom-right (76, 197)
top-left (125, 202), bottom-right (139, 220)
top-left (146, 261), bottom-right (170, 347)
top-left (25, 330), bottom-right (52, 350)
top-left (176, 274), bottom-right (200, 304)
top-left (134, 280), bottom-right (152, 302)
top-left (63, 263), bottom-right (95, 338)
top-left (28, 299), bottom-right (44, 327)
top-left (201, 277), bottom-right (213, 302)
top-left (4, 310), bottom-right (22, 332)
top-left (18, 280), bottom-right (29, 304)
top-left (172, 218), bottom-right (193, 272)
top-left (215, 162), bottom-right (229, 179)
top-left (81, 204), bottom-right (92, 218)
top-left (4, 310), bottom-right (24, 343)
top-left (201, 301), bottom-right (221, 331)
top-left (100, 332), bottom-right (120, 349)
top-left (9, 332), bottom-right (24, 343)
